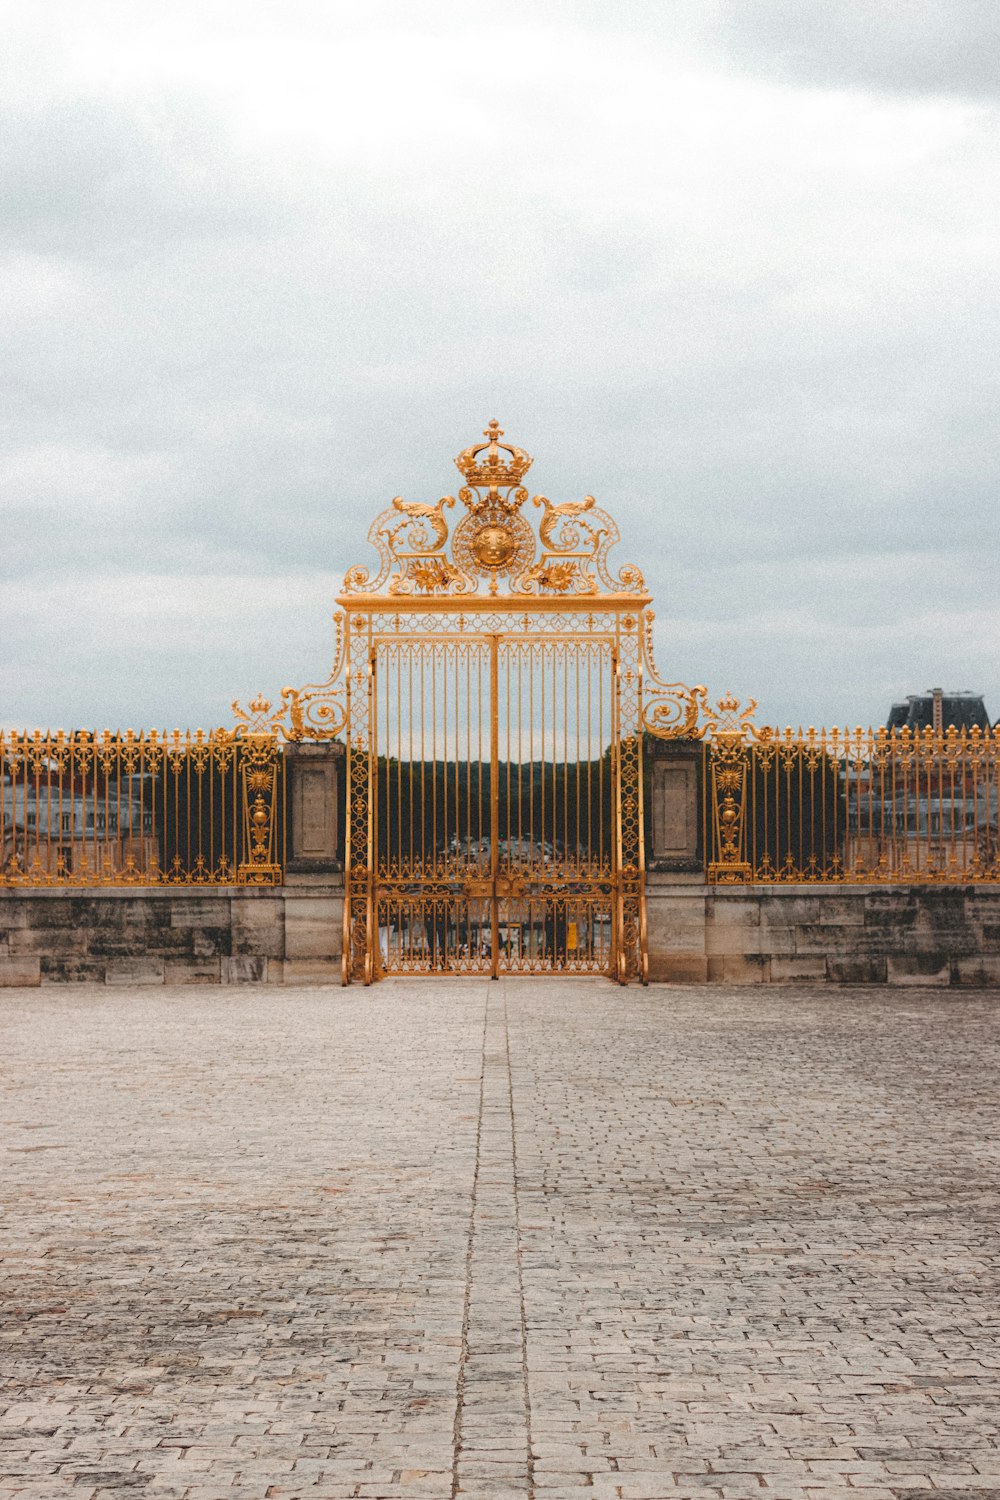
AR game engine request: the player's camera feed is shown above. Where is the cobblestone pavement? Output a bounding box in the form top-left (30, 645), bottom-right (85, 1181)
top-left (1, 981), bottom-right (999, 1500)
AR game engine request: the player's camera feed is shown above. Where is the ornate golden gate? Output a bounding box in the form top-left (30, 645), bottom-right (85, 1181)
top-left (334, 421), bottom-right (659, 984)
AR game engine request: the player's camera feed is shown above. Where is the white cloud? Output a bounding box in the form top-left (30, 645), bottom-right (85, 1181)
top-left (716, 0), bottom-right (1000, 100)
top-left (0, 443), bottom-right (171, 509)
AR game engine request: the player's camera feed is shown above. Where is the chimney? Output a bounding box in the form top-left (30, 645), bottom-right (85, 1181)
top-left (931, 687), bottom-right (943, 733)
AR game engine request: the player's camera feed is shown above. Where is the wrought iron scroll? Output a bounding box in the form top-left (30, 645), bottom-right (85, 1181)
top-left (236, 733), bottom-right (282, 885)
top-left (232, 613), bottom-right (347, 744)
top-left (700, 693), bottom-right (764, 884)
top-left (639, 613), bottom-right (706, 739)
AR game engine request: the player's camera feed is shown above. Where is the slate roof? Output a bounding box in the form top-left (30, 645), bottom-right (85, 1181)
top-left (886, 692), bottom-right (992, 731)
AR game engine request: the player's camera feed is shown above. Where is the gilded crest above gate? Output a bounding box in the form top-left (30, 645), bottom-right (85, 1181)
top-left (341, 421), bottom-right (647, 598)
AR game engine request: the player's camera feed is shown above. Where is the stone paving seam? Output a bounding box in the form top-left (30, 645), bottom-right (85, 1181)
top-left (452, 981), bottom-right (534, 1499)
top-left (503, 978), bottom-right (537, 1500)
top-left (450, 980), bottom-right (490, 1500)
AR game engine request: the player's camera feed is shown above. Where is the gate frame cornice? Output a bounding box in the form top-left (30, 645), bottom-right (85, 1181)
top-left (335, 593), bottom-right (652, 612)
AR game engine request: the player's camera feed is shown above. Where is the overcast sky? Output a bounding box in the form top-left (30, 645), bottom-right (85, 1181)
top-left (3, 0), bottom-right (997, 732)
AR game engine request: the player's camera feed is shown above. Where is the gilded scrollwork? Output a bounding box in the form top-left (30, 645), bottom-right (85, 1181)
top-left (233, 612), bottom-right (348, 743)
top-left (387, 493), bottom-right (454, 551)
top-left (639, 611), bottom-right (706, 739)
top-left (519, 560), bottom-right (588, 594)
top-left (236, 732), bottom-right (282, 885)
top-left (535, 493), bottom-right (600, 550)
top-left (338, 421), bottom-right (647, 600)
top-left (701, 692), bottom-right (760, 741)
top-left (512, 494), bottom-right (646, 597)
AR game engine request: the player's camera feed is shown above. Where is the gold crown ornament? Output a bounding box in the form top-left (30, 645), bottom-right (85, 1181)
top-left (454, 420), bottom-right (533, 499)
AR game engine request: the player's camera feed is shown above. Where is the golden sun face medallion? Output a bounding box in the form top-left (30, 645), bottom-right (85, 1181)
top-left (452, 508), bottom-right (535, 581)
top-left (470, 523), bottom-right (516, 569)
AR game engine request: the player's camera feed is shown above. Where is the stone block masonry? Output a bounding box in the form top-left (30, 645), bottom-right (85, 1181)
top-left (0, 741), bottom-right (347, 987)
top-left (647, 878), bottom-right (1000, 986)
top-left (5, 879), bottom-right (1000, 985)
top-left (0, 885), bottom-right (341, 986)
top-left (643, 738), bottom-right (1000, 986)
top-left (10, 731), bottom-right (999, 987)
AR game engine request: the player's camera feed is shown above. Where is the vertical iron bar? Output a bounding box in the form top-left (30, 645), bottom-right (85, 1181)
top-left (636, 612), bottom-right (648, 982)
top-left (341, 615), bottom-right (353, 983)
top-left (490, 633), bottom-right (500, 980)
top-left (365, 642), bottom-right (377, 984)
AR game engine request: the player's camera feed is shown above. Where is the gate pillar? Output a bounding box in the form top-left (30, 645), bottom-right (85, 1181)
top-left (285, 741), bottom-right (344, 874)
top-left (282, 741), bottom-right (344, 983)
top-left (647, 738), bottom-right (703, 875)
top-left (643, 740), bottom-right (708, 983)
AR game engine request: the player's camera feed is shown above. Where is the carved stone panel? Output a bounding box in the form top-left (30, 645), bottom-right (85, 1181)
top-left (648, 741), bottom-right (703, 874)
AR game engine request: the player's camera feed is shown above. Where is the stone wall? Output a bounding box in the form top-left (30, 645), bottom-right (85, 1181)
top-left (0, 882), bottom-right (343, 987)
top-left (8, 880), bottom-right (998, 987)
top-left (641, 735), bottom-right (1000, 986)
top-left (647, 878), bottom-right (1000, 986)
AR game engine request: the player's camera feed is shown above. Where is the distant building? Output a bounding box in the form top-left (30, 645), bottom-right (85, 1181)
top-left (844, 689), bottom-right (997, 876)
top-left (887, 688), bottom-right (991, 733)
top-left (1, 777), bottom-right (158, 880)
